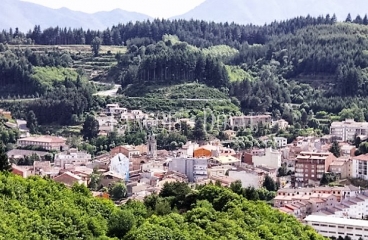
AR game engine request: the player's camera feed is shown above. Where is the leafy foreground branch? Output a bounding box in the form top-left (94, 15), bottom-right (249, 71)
top-left (0, 173), bottom-right (324, 240)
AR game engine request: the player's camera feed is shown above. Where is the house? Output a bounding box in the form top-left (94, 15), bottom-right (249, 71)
top-left (210, 155), bottom-right (240, 166)
top-left (229, 115), bottom-right (272, 128)
top-left (54, 149), bottom-right (92, 169)
top-left (228, 168), bottom-right (267, 189)
top-left (53, 172), bottom-right (87, 187)
top-left (274, 137), bottom-right (287, 148)
top-left (294, 151), bottom-right (336, 186)
top-left (109, 153), bottom-right (130, 181)
top-left (271, 119), bottom-right (289, 130)
top-left (168, 157), bottom-right (208, 182)
top-left (177, 141), bottom-right (199, 158)
top-left (100, 171), bottom-right (125, 187)
top-left (12, 164), bottom-right (29, 178)
top-left (329, 158), bottom-right (351, 179)
top-left (223, 130), bottom-right (237, 140)
top-left (351, 154), bottom-right (368, 180)
top-left (330, 119), bottom-right (368, 142)
top-left (96, 115), bottom-right (118, 132)
top-left (193, 145), bottom-right (216, 158)
top-left (17, 135), bottom-right (66, 151)
top-left (0, 109), bottom-right (12, 120)
top-left (111, 145), bottom-right (140, 159)
top-left (250, 148), bottom-right (282, 169)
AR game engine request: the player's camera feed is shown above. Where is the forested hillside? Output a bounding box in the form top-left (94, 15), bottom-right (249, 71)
top-left (2, 15), bottom-right (368, 128)
top-left (0, 172), bottom-right (324, 239)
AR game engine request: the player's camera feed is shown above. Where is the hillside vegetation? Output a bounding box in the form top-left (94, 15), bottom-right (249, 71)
top-left (0, 173), bottom-right (324, 240)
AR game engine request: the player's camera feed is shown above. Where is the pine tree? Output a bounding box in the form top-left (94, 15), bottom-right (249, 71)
top-left (329, 141), bottom-right (341, 158)
top-left (0, 143), bottom-right (11, 172)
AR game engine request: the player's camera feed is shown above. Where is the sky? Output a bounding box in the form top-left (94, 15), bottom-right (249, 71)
top-left (21, 0), bottom-right (206, 18)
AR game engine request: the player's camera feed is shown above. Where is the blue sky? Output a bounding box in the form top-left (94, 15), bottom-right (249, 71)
top-left (22, 0), bottom-right (206, 18)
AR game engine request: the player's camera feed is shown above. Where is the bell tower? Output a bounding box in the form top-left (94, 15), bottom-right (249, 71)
top-left (147, 133), bottom-right (157, 158)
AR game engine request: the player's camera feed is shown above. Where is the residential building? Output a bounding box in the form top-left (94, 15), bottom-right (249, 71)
top-left (329, 158), bottom-right (351, 179)
top-left (168, 157), bottom-right (208, 182)
top-left (275, 185), bottom-right (359, 206)
top-left (228, 168), bottom-right (266, 189)
top-left (17, 135), bottom-right (66, 151)
top-left (7, 149), bottom-right (49, 160)
top-left (294, 151), bottom-right (336, 186)
top-left (274, 137), bottom-right (287, 148)
top-left (351, 154), bottom-right (368, 180)
top-left (100, 171), bottom-right (125, 187)
top-left (317, 193), bottom-right (368, 220)
top-left (109, 153), bottom-right (130, 181)
top-left (209, 175), bottom-right (237, 187)
top-left (223, 130), bottom-right (237, 140)
top-left (330, 119), bottom-right (368, 142)
top-left (0, 108), bottom-right (12, 120)
top-left (305, 215), bottom-right (368, 240)
top-left (11, 164), bottom-right (29, 178)
top-left (207, 165), bottom-right (234, 177)
top-left (193, 145), bottom-right (218, 158)
top-left (210, 155), bottom-right (241, 166)
top-left (96, 115), bottom-right (117, 132)
top-left (111, 145), bottom-right (140, 159)
top-left (251, 147), bottom-right (282, 169)
top-left (53, 172), bottom-right (87, 187)
top-left (177, 141), bottom-right (199, 158)
top-left (229, 114), bottom-right (272, 128)
top-left (54, 149), bottom-right (92, 169)
top-left (271, 119), bottom-right (289, 130)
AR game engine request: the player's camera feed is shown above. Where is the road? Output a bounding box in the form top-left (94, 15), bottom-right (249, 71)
top-left (92, 81), bottom-right (120, 97)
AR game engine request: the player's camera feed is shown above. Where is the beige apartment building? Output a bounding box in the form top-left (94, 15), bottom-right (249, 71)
top-left (330, 119), bottom-right (368, 141)
top-left (17, 136), bottom-right (66, 151)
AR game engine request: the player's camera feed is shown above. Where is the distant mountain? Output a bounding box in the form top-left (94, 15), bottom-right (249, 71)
top-left (173, 0), bottom-right (368, 25)
top-left (1, 0), bottom-right (152, 31)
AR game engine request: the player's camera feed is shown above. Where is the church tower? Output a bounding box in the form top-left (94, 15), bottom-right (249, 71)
top-left (147, 133), bottom-right (157, 158)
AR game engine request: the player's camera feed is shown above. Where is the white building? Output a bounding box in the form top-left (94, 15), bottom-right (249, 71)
top-left (305, 215), bottom-right (368, 240)
top-left (330, 119), bottom-right (368, 142)
top-left (109, 153), bottom-right (130, 181)
top-left (177, 141), bottom-right (199, 158)
top-left (228, 169), bottom-right (266, 189)
top-left (322, 194), bottom-right (368, 220)
top-left (54, 149), bottom-right (92, 169)
top-left (168, 157), bottom-right (208, 182)
top-left (271, 119), bottom-right (289, 130)
top-left (252, 147), bottom-right (282, 169)
top-left (351, 154), bottom-right (368, 180)
top-left (274, 137), bottom-right (287, 148)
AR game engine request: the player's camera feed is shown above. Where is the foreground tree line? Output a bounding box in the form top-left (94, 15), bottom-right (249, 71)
top-left (0, 170), bottom-right (324, 240)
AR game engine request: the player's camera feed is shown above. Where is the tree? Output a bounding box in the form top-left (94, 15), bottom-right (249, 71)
top-left (0, 143), bottom-right (11, 172)
top-left (108, 209), bottom-right (135, 239)
top-left (91, 36), bottom-right (102, 57)
top-left (108, 181), bottom-right (127, 201)
top-left (81, 115), bottom-right (99, 141)
top-left (263, 175), bottom-right (277, 191)
top-left (192, 117), bottom-right (207, 142)
top-left (329, 141), bottom-right (341, 158)
top-left (26, 110), bottom-right (38, 134)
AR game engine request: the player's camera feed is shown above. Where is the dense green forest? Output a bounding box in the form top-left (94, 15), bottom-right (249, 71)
top-left (0, 172), bottom-right (324, 240)
top-left (2, 15), bottom-right (368, 132)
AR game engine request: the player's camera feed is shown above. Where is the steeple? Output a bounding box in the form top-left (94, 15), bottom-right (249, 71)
top-left (147, 132), bottom-right (157, 158)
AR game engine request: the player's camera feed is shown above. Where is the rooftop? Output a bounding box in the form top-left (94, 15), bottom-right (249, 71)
top-left (18, 135), bottom-right (66, 143)
top-left (305, 215), bottom-right (368, 228)
top-left (211, 155), bottom-right (240, 165)
top-left (353, 154), bottom-right (368, 162)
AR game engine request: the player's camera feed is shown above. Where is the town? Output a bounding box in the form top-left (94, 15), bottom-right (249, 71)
top-left (4, 102), bottom-right (368, 240)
